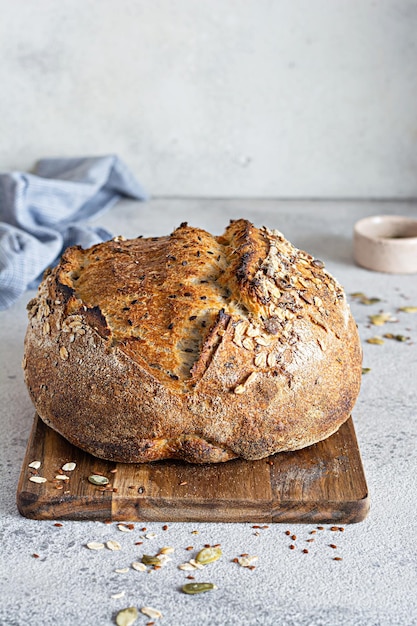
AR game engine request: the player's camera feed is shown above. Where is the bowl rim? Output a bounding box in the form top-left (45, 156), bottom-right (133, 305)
top-left (354, 215), bottom-right (417, 244)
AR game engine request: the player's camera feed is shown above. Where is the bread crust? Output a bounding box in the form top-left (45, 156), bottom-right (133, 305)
top-left (23, 220), bottom-right (362, 463)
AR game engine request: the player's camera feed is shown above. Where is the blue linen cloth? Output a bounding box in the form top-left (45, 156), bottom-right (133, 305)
top-left (0, 155), bottom-right (147, 310)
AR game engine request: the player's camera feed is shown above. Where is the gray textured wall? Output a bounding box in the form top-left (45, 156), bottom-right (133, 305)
top-left (1, 0), bottom-right (416, 198)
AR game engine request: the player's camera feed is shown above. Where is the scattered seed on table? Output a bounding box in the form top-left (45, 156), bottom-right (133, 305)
top-left (111, 591), bottom-right (125, 599)
top-left (106, 540), bottom-right (121, 551)
top-left (88, 474), bottom-right (109, 486)
top-left (140, 607), bottom-right (162, 620)
top-left (179, 563), bottom-right (196, 571)
top-left (29, 476), bottom-right (47, 484)
top-left (291, 535), bottom-right (297, 541)
top-left (61, 462), bottom-right (76, 471)
top-left (86, 542), bottom-right (104, 550)
top-left (115, 606), bottom-right (138, 626)
top-left (330, 526), bottom-right (339, 531)
top-left (302, 549), bottom-right (309, 554)
top-left (141, 555), bottom-right (161, 566)
top-left (115, 568), bottom-right (129, 574)
top-left (285, 530), bottom-right (291, 536)
top-left (237, 555), bottom-right (258, 568)
top-left (54, 523), bottom-right (63, 527)
top-left (289, 545), bottom-right (295, 550)
top-left (32, 553), bottom-right (40, 558)
top-left (118, 524), bottom-right (133, 533)
top-left (162, 525), bottom-right (169, 531)
top-left (181, 582), bottom-right (217, 595)
top-left (317, 526), bottom-right (324, 530)
top-left (131, 562), bottom-right (147, 572)
top-left (329, 544), bottom-right (337, 549)
top-left (196, 546), bottom-right (222, 565)
top-left (366, 337), bottom-right (384, 345)
top-left (333, 557), bottom-right (343, 561)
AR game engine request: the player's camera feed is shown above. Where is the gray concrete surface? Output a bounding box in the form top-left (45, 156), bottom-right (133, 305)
top-left (1, 199), bottom-right (416, 626)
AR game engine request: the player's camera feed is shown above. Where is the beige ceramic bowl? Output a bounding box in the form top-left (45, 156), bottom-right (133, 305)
top-left (354, 215), bottom-right (417, 274)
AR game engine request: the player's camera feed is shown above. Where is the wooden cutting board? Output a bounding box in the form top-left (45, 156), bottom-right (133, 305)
top-left (17, 414), bottom-right (369, 524)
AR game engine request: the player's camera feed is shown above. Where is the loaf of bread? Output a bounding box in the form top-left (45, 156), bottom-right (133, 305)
top-left (23, 219), bottom-right (362, 463)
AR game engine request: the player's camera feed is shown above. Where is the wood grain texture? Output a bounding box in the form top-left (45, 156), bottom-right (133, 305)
top-left (17, 415), bottom-right (369, 523)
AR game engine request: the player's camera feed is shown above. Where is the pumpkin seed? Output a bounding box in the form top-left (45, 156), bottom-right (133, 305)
top-left (369, 313), bottom-right (393, 326)
top-left (115, 568), bottom-right (129, 573)
top-left (181, 582), bottom-right (217, 595)
top-left (28, 461), bottom-right (41, 469)
top-left (88, 474), bottom-right (109, 486)
top-left (366, 337), bottom-right (384, 345)
top-left (141, 554), bottom-right (161, 566)
top-left (350, 293), bottom-right (381, 305)
top-left (29, 476), bottom-right (47, 484)
top-left (383, 332), bottom-right (409, 342)
top-left (398, 306), bottom-right (417, 313)
top-left (195, 546), bottom-right (222, 565)
top-left (115, 606), bottom-right (138, 626)
top-left (361, 297), bottom-right (381, 305)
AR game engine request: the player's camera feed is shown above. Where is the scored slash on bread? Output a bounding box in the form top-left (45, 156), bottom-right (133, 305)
top-left (23, 219), bottom-right (362, 464)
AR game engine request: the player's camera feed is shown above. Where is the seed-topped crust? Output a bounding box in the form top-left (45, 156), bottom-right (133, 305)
top-left (23, 219), bottom-right (362, 463)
